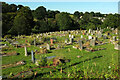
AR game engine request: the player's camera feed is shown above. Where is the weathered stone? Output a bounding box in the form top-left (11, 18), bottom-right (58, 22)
top-left (24, 46), bottom-right (27, 56)
top-left (46, 44), bottom-right (50, 50)
top-left (78, 40), bottom-right (83, 50)
top-left (90, 39), bottom-right (95, 46)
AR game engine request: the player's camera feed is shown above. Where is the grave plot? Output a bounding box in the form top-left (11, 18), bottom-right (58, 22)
top-left (1, 28), bottom-right (119, 79)
top-left (2, 61), bottom-right (25, 69)
top-left (1, 51), bottom-right (20, 57)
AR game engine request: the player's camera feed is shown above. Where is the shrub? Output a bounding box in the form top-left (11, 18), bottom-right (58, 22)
top-left (35, 56), bottom-right (47, 66)
top-left (4, 35), bottom-right (12, 39)
top-left (103, 29), bottom-right (112, 33)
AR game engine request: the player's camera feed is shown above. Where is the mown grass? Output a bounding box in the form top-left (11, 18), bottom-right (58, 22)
top-left (2, 34), bottom-right (119, 78)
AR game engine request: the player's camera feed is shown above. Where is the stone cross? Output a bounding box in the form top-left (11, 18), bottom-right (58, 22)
top-left (24, 46), bottom-right (27, 56)
top-left (31, 51), bottom-right (35, 63)
top-left (78, 40), bottom-right (83, 50)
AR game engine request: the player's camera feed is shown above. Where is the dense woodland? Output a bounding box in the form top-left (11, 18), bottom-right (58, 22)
top-left (2, 2), bottom-right (120, 37)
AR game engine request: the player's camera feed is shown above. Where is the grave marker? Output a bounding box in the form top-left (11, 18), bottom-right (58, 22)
top-left (70, 38), bottom-right (73, 44)
top-left (78, 40), bottom-right (83, 50)
top-left (31, 51), bottom-right (35, 63)
top-left (34, 39), bottom-right (36, 46)
top-left (113, 36), bottom-right (117, 41)
top-left (24, 46), bottom-right (27, 56)
top-left (114, 44), bottom-right (120, 50)
top-left (47, 44), bottom-right (50, 50)
top-left (90, 39), bottom-right (95, 46)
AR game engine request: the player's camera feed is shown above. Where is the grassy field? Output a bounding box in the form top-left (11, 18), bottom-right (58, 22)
top-left (1, 34), bottom-right (119, 79)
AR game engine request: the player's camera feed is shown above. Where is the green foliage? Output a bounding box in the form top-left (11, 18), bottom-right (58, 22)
top-left (103, 28), bottom-right (112, 33)
top-left (4, 35), bottom-right (12, 39)
top-left (55, 12), bottom-right (74, 31)
top-left (33, 6), bottom-right (46, 20)
top-left (10, 7), bottom-right (33, 35)
top-left (37, 56), bottom-right (47, 66)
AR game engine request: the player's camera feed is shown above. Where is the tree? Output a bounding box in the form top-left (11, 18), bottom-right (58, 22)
top-left (33, 6), bottom-right (46, 20)
top-left (10, 7), bottom-right (34, 35)
top-left (87, 22), bottom-right (95, 30)
top-left (48, 18), bottom-right (58, 31)
top-left (102, 14), bottom-right (118, 29)
top-left (2, 2), bottom-right (10, 13)
top-left (17, 5), bottom-right (24, 10)
top-left (2, 13), bottom-right (16, 36)
top-left (47, 10), bottom-right (55, 18)
top-left (9, 4), bottom-right (17, 12)
top-left (55, 12), bottom-right (74, 31)
top-left (74, 11), bottom-right (80, 18)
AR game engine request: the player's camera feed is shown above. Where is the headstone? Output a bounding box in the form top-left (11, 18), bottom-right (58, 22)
top-left (24, 46), bottom-right (27, 56)
top-left (81, 35), bottom-right (83, 38)
top-left (78, 40), bottom-right (83, 50)
top-left (103, 35), bottom-right (107, 39)
top-left (70, 38), bottom-right (73, 44)
top-left (90, 39), bottom-right (95, 46)
top-left (34, 39), bottom-right (36, 46)
top-left (88, 36), bottom-right (92, 40)
top-left (93, 37), bottom-right (97, 41)
top-left (69, 34), bottom-right (71, 38)
top-left (89, 29), bottom-right (91, 34)
top-left (50, 39), bottom-right (53, 45)
top-left (97, 31), bottom-right (102, 38)
top-left (65, 39), bottom-right (68, 44)
top-left (114, 44), bottom-right (120, 50)
top-left (113, 36), bottom-right (117, 41)
top-left (71, 35), bottom-right (74, 38)
top-left (31, 51), bottom-right (35, 63)
top-left (46, 44), bottom-right (50, 50)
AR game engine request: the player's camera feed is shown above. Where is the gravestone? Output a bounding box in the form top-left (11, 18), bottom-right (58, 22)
top-left (88, 36), bottom-right (92, 40)
top-left (90, 39), bottom-right (95, 46)
top-left (46, 44), bottom-right (50, 50)
top-left (69, 34), bottom-right (71, 38)
top-left (31, 51), bottom-right (35, 63)
top-left (24, 46), bottom-right (27, 56)
top-left (93, 37), bottom-right (97, 41)
top-left (70, 38), bottom-right (73, 44)
top-left (50, 39), bottom-right (53, 45)
top-left (113, 36), bottom-right (117, 41)
top-left (103, 35), bottom-right (107, 39)
top-left (78, 40), bottom-right (83, 50)
top-left (81, 35), bottom-right (83, 38)
top-left (114, 44), bottom-right (120, 50)
top-left (89, 29), bottom-right (91, 33)
top-left (65, 39), bottom-right (68, 44)
top-left (97, 31), bottom-right (102, 38)
top-left (34, 39), bottom-right (36, 46)
top-left (71, 35), bottom-right (74, 38)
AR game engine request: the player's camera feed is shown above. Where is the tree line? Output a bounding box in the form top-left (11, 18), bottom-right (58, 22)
top-left (2, 2), bottom-right (120, 37)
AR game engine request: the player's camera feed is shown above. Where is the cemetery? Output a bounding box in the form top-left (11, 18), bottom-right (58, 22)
top-left (1, 28), bottom-right (119, 79)
top-left (1, 2), bottom-right (120, 79)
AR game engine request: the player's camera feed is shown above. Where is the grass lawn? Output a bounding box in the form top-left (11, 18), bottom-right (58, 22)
top-left (2, 34), bottom-right (119, 78)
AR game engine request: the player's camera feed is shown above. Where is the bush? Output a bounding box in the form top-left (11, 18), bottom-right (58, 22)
top-left (35, 56), bottom-right (47, 66)
top-left (103, 29), bottom-right (112, 33)
top-left (4, 35), bottom-right (12, 39)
